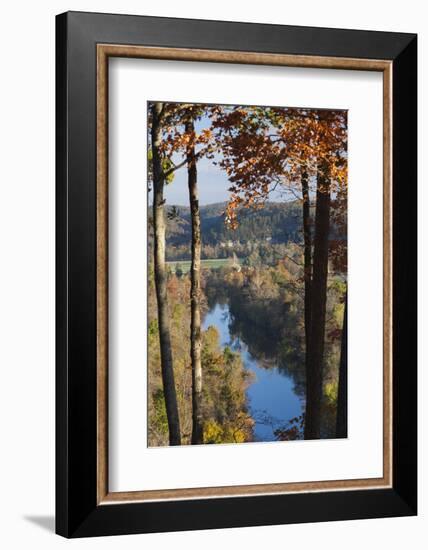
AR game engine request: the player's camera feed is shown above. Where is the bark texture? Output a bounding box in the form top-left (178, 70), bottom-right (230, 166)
top-left (301, 167), bottom-right (312, 360)
top-left (336, 293), bottom-right (348, 438)
top-left (186, 118), bottom-right (204, 445)
top-left (304, 161), bottom-right (331, 440)
top-left (151, 102), bottom-right (181, 445)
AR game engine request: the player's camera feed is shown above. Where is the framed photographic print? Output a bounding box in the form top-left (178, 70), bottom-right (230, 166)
top-left (56, 11), bottom-right (417, 537)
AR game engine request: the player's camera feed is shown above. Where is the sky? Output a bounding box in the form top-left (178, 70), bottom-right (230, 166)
top-left (158, 153), bottom-right (288, 206)
top-left (163, 154), bottom-right (231, 205)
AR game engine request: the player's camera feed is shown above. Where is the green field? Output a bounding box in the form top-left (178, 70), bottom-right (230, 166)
top-left (167, 258), bottom-right (239, 274)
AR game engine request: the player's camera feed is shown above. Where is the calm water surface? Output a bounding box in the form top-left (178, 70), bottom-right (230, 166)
top-left (203, 302), bottom-right (303, 442)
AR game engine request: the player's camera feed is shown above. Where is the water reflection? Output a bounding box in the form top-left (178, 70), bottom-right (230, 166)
top-left (203, 302), bottom-right (303, 442)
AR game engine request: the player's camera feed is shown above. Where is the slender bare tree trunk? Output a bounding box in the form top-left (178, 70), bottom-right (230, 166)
top-left (151, 102), bottom-right (181, 445)
top-left (301, 167), bottom-right (312, 360)
top-left (336, 292), bottom-right (348, 438)
top-left (186, 118), bottom-right (204, 445)
top-left (304, 161), bottom-right (331, 440)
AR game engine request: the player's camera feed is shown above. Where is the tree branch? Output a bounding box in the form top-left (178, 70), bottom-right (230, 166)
top-left (163, 143), bottom-right (218, 178)
top-left (163, 156), bottom-right (189, 178)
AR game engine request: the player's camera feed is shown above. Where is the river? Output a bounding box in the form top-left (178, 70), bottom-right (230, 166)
top-left (202, 302), bottom-right (303, 442)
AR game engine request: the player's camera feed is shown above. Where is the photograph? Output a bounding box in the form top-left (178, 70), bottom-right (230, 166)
top-left (147, 101), bottom-right (348, 447)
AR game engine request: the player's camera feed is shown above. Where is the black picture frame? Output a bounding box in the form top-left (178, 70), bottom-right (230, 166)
top-left (56, 11), bottom-right (417, 538)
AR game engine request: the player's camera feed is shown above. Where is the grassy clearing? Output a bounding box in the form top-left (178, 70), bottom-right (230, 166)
top-left (166, 258), bottom-right (238, 273)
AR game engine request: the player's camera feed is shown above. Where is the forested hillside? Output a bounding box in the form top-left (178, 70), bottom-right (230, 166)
top-left (163, 201), bottom-right (303, 246)
top-left (148, 200), bottom-right (345, 263)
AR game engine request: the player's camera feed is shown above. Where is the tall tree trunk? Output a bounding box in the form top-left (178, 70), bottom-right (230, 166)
top-left (336, 292), bottom-right (348, 438)
top-left (301, 167), bottom-right (312, 360)
top-left (151, 102), bottom-right (181, 445)
top-left (304, 161), bottom-right (331, 440)
top-left (186, 119), bottom-right (204, 445)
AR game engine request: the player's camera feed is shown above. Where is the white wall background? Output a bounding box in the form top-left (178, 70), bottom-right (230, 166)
top-left (0, 1), bottom-right (424, 548)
